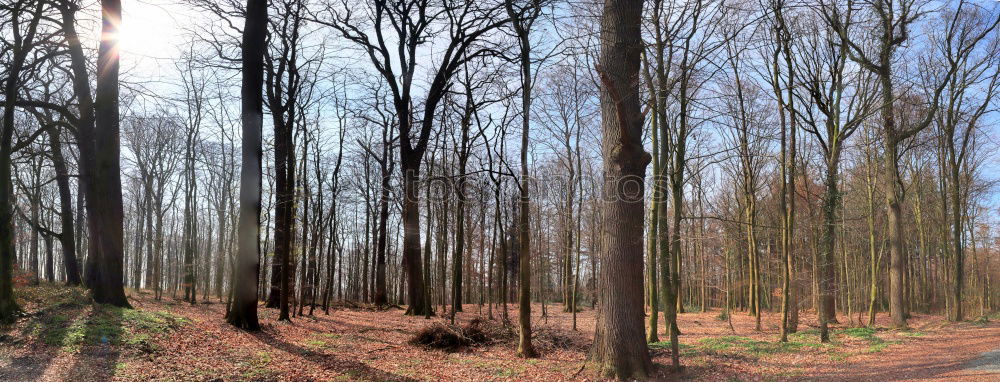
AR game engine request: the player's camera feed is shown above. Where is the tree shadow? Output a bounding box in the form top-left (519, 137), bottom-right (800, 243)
top-left (0, 289), bottom-right (91, 380)
top-left (0, 350), bottom-right (58, 381)
top-left (307, 315), bottom-right (416, 336)
top-left (253, 329), bottom-right (419, 381)
top-left (60, 304), bottom-right (125, 380)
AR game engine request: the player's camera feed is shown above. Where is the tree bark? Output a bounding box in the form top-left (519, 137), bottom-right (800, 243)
top-left (227, 0), bottom-right (267, 331)
top-left (86, 0), bottom-right (130, 307)
top-left (589, 0), bottom-right (652, 378)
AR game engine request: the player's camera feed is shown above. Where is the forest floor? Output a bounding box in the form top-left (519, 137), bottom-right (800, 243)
top-left (1, 283), bottom-right (999, 381)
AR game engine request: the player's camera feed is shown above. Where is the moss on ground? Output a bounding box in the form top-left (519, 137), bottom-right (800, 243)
top-left (647, 324), bottom-right (917, 365)
top-left (11, 284), bottom-right (187, 353)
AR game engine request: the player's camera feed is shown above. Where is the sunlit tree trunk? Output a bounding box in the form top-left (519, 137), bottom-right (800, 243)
top-left (589, 0), bottom-right (652, 378)
top-left (86, 0), bottom-right (130, 307)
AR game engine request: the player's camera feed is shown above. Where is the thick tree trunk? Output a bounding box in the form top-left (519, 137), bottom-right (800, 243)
top-left (215, 206), bottom-right (226, 300)
top-left (819, 153), bottom-right (841, 342)
top-left (865, 155), bottom-right (879, 327)
top-left (514, 77), bottom-right (536, 357)
top-left (452, 158), bottom-right (468, 316)
top-left (44, 234), bottom-right (54, 283)
top-left (589, 0), bottom-right (652, 378)
top-left (144, 187), bottom-right (154, 289)
top-left (183, 135), bottom-right (198, 304)
top-left (273, 117), bottom-right (295, 320)
top-left (509, 3), bottom-right (537, 357)
top-left (226, 0), bottom-right (267, 331)
top-left (56, 0), bottom-right (104, 294)
top-left (86, 0), bottom-right (130, 307)
top-left (130, 187), bottom-right (145, 289)
top-left (880, 71), bottom-right (907, 328)
top-left (400, 155), bottom-right (430, 316)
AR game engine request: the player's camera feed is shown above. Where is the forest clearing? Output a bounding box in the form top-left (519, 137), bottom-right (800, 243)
top-left (1, 283), bottom-right (998, 381)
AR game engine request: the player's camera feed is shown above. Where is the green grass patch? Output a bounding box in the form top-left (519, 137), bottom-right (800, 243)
top-left (449, 357), bottom-right (476, 365)
top-left (787, 329), bottom-right (821, 342)
top-left (829, 350), bottom-right (851, 362)
top-left (652, 336), bottom-right (819, 358)
top-left (495, 367), bottom-right (522, 377)
top-left (649, 341), bottom-right (695, 350)
top-left (28, 303), bottom-right (187, 353)
top-left (15, 284), bottom-right (89, 309)
top-left (867, 342), bottom-right (890, 353)
top-left (11, 284), bottom-right (188, 353)
top-left (839, 327), bottom-right (877, 339)
top-left (243, 351), bottom-right (275, 379)
top-left (339, 369), bottom-right (367, 381)
top-left (830, 327), bottom-right (902, 355)
top-left (697, 336), bottom-right (812, 355)
top-left (716, 311), bottom-right (729, 321)
top-left (649, 341), bottom-right (699, 356)
top-left (304, 339), bottom-right (327, 348)
top-left (834, 327), bottom-right (901, 352)
top-left (899, 330), bottom-right (925, 337)
top-left (306, 333), bottom-right (349, 350)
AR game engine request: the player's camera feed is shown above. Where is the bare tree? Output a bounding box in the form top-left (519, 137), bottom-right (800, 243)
top-left (317, 0), bottom-right (507, 316)
top-left (589, 0), bottom-right (652, 378)
top-left (821, 0), bottom-right (996, 328)
top-left (226, 0), bottom-right (267, 331)
top-left (921, 2), bottom-right (1000, 322)
top-left (0, 0), bottom-right (45, 321)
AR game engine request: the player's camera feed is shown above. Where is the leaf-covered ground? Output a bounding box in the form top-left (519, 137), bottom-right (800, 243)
top-left (1, 284), bottom-right (998, 381)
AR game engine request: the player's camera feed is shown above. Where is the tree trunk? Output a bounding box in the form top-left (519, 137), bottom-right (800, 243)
top-left (400, 155), bottom-right (430, 316)
top-left (0, 1), bottom-right (43, 322)
top-left (948, 147), bottom-right (964, 322)
top-left (881, 70), bottom-right (907, 328)
top-left (373, 154), bottom-right (391, 306)
top-left (819, 153), bottom-right (841, 342)
top-left (226, 0), bottom-right (267, 331)
top-left (646, 125), bottom-right (659, 343)
top-left (515, 63), bottom-right (536, 358)
top-left (86, 0), bottom-right (130, 307)
top-left (588, 0), bottom-right (652, 378)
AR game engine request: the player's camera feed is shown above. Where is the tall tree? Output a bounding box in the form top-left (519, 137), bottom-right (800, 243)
top-left (263, 0), bottom-right (309, 321)
top-left (319, 0), bottom-right (506, 316)
top-left (769, 0), bottom-right (797, 342)
top-left (180, 52), bottom-right (206, 305)
top-left (799, 2), bottom-right (876, 341)
top-left (227, 0), bottom-right (268, 331)
top-left (923, 2), bottom-right (1000, 322)
top-left (589, 0), bottom-right (652, 378)
top-left (0, 0), bottom-right (45, 322)
top-left (506, 0), bottom-right (542, 358)
top-left (85, 0), bottom-right (130, 307)
top-left (823, 0), bottom-right (996, 327)
top-left (46, 124), bottom-right (81, 286)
